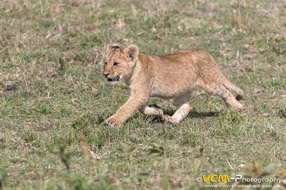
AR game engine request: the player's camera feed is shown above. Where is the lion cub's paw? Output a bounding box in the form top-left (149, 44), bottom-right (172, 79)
top-left (230, 102), bottom-right (244, 111)
top-left (162, 115), bottom-right (179, 124)
top-left (105, 115), bottom-right (122, 127)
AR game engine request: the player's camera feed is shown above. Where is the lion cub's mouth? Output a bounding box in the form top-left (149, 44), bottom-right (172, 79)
top-left (107, 76), bottom-right (120, 82)
top-left (107, 76), bottom-right (120, 85)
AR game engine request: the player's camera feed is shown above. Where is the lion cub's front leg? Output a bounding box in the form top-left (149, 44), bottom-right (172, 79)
top-left (105, 92), bottom-right (149, 127)
top-left (139, 104), bottom-right (164, 116)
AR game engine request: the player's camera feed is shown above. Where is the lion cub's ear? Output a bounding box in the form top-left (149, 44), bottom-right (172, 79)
top-left (107, 43), bottom-right (121, 52)
top-left (125, 45), bottom-right (139, 61)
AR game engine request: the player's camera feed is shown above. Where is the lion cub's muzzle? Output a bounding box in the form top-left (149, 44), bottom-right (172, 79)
top-left (103, 73), bottom-right (120, 82)
top-left (107, 76), bottom-right (120, 82)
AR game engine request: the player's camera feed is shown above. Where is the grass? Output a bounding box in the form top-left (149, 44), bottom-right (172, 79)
top-left (0, 0), bottom-right (286, 189)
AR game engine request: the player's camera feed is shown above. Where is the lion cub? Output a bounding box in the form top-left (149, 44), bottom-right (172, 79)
top-left (103, 44), bottom-right (244, 127)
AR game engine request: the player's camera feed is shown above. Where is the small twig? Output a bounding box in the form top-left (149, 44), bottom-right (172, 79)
top-left (226, 159), bottom-right (235, 170)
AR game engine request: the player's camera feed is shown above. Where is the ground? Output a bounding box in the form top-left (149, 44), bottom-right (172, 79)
top-left (0, 0), bottom-right (286, 189)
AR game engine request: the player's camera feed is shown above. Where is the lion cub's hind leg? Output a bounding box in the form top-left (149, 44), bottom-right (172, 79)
top-left (163, 92), bottom-right (191, 124)
top-left (202, 83), bottom-right (243, 110)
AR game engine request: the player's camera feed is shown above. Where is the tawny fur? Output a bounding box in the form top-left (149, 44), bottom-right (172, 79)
top-left (103, 44), bottom-right (244, 127)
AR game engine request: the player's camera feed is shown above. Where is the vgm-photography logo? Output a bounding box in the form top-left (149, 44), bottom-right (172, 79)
top-left (196, 174), bottom-right (282, 188)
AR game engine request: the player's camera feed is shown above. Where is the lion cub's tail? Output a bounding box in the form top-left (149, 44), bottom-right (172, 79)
top-left (224, 80), bottom-right (245, 101)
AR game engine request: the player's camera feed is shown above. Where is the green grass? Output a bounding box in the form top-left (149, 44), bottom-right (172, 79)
top-left (0, 0), bottom-right (286, 189)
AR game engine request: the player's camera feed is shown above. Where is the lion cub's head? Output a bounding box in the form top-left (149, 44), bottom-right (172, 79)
top-left (103, 44), bottom-right (139, 85)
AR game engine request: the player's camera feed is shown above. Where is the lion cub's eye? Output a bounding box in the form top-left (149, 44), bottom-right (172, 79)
top-left (113, 62), bottom-right (119, 66)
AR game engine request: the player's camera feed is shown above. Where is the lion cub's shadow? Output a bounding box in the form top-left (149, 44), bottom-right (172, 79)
top-left (144, 106), bottom-right (219, 124)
